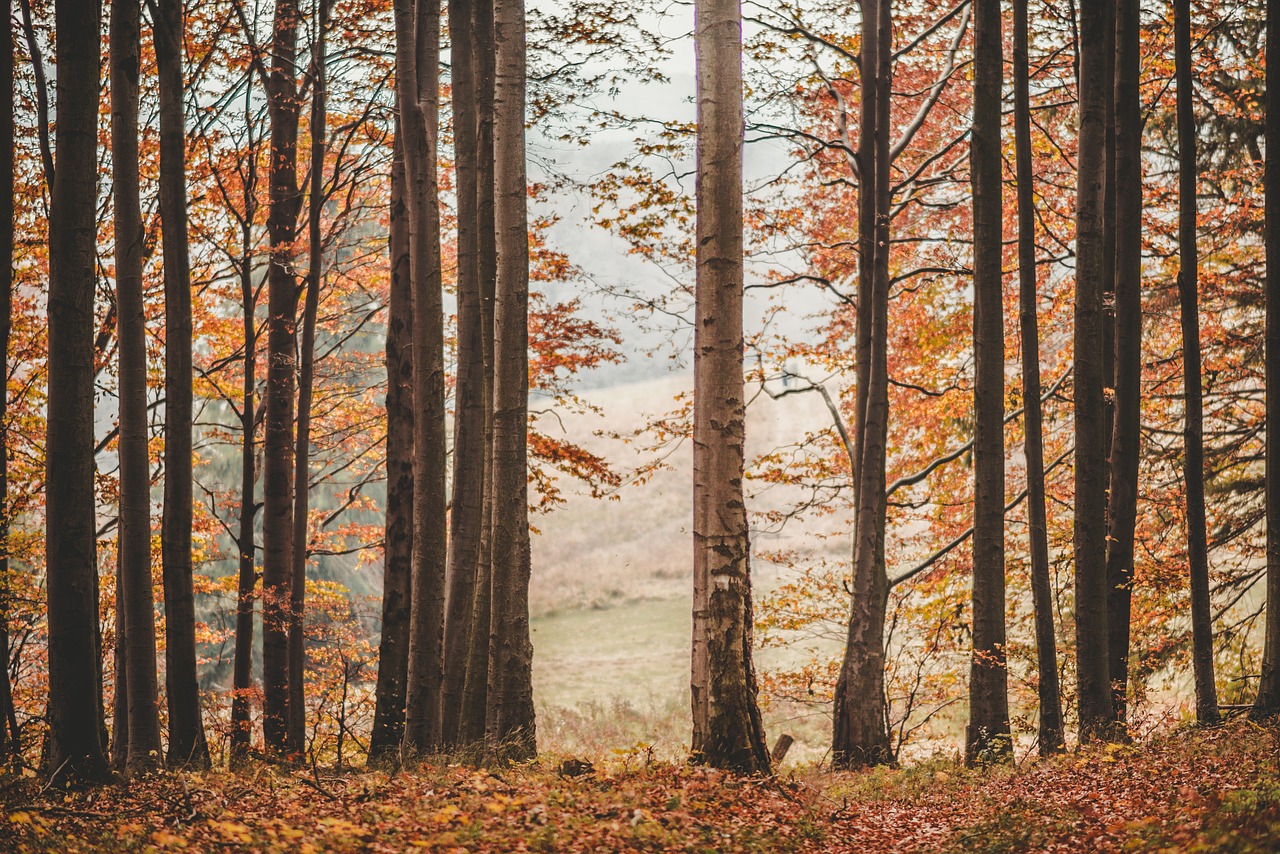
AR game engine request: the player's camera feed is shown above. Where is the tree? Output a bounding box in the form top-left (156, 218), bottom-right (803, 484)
top-left (1012, 0), bottom-right (1065, 755)
top-left (394, 0), bottom-right (448, 755)
top-left (0, 0), bottom-right (18, 769)
top-left (486, 0), bottom-right (536, 760)
top-left (45, 0), bottom-right (110, 785)
top-left (1106, 0), bottom-right (1142, 724)
top-left (262, 0), bottom-right (303, 756)
top-left (288, 0), bottom-right (331, 758)
top-left (832, 0), bottom-right (894, 769)
top-left (369, 131), bottom-right (414, 764)
top-left (442, 0), bottom-right (486, 750)
top-left (1073, 0), bottom-right (1118, 742)
top-left (112, 0), bottom-right (162, 771)
top-left (966, 0), bottom-right (1011, 765)
top-left (687, 0), bottom-right (770, 775)
top-left (1173, 0), bottom-right (1219, 727)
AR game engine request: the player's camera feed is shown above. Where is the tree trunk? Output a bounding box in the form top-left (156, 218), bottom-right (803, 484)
top-left (442, 0), bottom-right (486, 751)
top-left (1255, 0), bottom-right (1280, 722)
top-left (460, 0), bottom-right (497, 747)
top-left (688, 0), bottom-right (770, 776)
top-left (262, 0), bottom-right (303, 756)
top-left (0, 0), bottom-right (16, 770)
top-left (394, 0), bottom-right (448, 756)
top-left (112, 0), bottom-right (162, 771)
top-left (966, 0), bottom-right (1011, 766)
top-left (1073, 0), bottom-right (1117, 743)
top-left (230, 103), bottom-right (259, 762)
top-left (1105, 0), bottom-right (1141, 726)
top-left (1174, 0), bottom-right (1219, 727)
top-left (287, 0), bottom-right (330, 760)
top-left (485, 0), bottom-right (537, 761)
top-left (111, 566), bottom-right (127, 771)
top-left (45, 0), bottom-right (110, 785)
top-left (833, 0), bottom-right (894, 770)
top-left (1012, 0), bottom-right (1065, 756)
top-left (369, 130), bottom-right (414, 764)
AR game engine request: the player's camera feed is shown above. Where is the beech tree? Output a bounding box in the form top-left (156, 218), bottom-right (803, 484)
top-left (111, 0), bottom-right (161, 771)
top-left (45, 0), bottom-right (110, 785)
top-left (486, 0), bottom-right (536, 760)
top-left (689, 0), bottom-right (770, 775)
top-left (1074, 0), bottom-right (1118, 742)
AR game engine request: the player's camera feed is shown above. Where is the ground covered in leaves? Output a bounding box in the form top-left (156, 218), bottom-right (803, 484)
top-left (3, 721), bottom-right (1279, 852)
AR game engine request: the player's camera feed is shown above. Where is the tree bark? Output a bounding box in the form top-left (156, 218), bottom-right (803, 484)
top-left (688, 0), bottom-right (770, 776)
top-left (442, 0), bottom-right (486, 751)
top-left (460, 0), bottom-right (497, 747)
top-left (45, 0), bottom-right (110, 785)
top-left (1013, 0), bottom-right (1065, 756)
top-left (485, 0), bottom-right (536, 761)
top-left (1104, 0), bottom-right (1141, 726)
top-left (262, 0), bottom-right (303, 757)
top-left (155, 0), bottom-right (210, 768)
top-left (0, 0), bottom-right (16, 770)
top-left (394, 0), bottom-right (448, 756)
top-left (1073, 0), bottom-right (1118, 743)
top-left (287, 0), bottom-right (330, 760)
top-left (1174, 0), bottom-right (1219, 727)
top-left (1254, 0), bottom-right (1280, 722)
top-left (230, 93), bottom-right (259, 762)
top-left (966, 0), bottom-right (1011, 766)
top-left (833, 0), bottom-right (894, 770)
top-left (369, 131), bottom-right (414, 764)
top-left (112, 0), bottom-right (163, 771)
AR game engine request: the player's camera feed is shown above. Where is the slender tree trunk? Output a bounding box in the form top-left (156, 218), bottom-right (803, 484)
top-left (0, 0), bottom-right (16, 770)
top-left (853, 0), bottom-right (875, 495)
top-left (1013, 0), bottom-right (1065, 756)
top-left (394, 0), bottom-right (448, 756)
top-left (460, 0), bottom-right (497, 747)
top-left (287, 0), bottom-right (330, 759)
top-left (1255, 0), bottom-right (1280, 721)
top-left (262, 0), bottom-right (303, 756)
top-left (688, 0), bottom-right (770, 775)
top-left (966, 0), bottom-right (1011, 765)
top-left (1105, 0), bottom-right (1141, 726)
top-left (442, 0), bottom-right (486, 750)
top-left (369, 131), bottom-right (414, 764)
top-left (833, 0), bottom-right (893, 770)
top-left (1174, 0), bottom-right (1219, 726)
top-left (1073, 0), bottom-right (1117, 743)
top-left (485, 0), bottom-right (536, 761)
top-left (45, 0), bottom-right (110, 786)
top-left (111, 568), bottom-right (127, 771)
top-left (112, 0), bottom-right (162, 771)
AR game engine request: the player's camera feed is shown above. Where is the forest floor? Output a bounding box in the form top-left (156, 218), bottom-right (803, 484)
top-left (3, 719), bottom-right (1279, 853)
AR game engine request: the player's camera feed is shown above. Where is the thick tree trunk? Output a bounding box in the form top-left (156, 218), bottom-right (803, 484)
top-left (966, 0), bottom-right (1011, 765)
top-left (112, 0), bottom-right (163, 771)
top-left (485, 0), bottom-right (536, 761)
top-left (460, 0), bottom-right (497, 747)
top-left (262, 0), bottom-right (303, 756)
top-left (689, 0), bottom-right (770, 776)
top-left (45, 0), bottom-right (110, 786)
top-left (1105, 0), bottom-right (1141, 726)
top-left (1073, 0), bottom-right (1118, 743)
top-left (155, 0), bottom-right (210, 768)
top-left (442, 0), bottom-right (486, 750)
top-left (1174, 0), bottom-right (1219, 726)
top-left (369, 132), bottom-right (414, 764)
top-left (395, 0), bottom-right (448, 756)
top-left (1255, 0), bottom-right (1280, 721)
top-left (287, 0), bottom-right (330, 759)
top-left (1013, 0), bottom-right (1065, 756)
top-left (832, 0), bottom-right (893, 770)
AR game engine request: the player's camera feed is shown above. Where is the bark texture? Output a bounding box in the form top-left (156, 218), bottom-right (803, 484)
top-left (0, 0), bottom-right (17, 769)
top-left (112, 0), bottom-right (162, 771)
top-left (689, 0), bottom-right (770, 775)
top-left (46, 0), bottom-right (110, 785)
